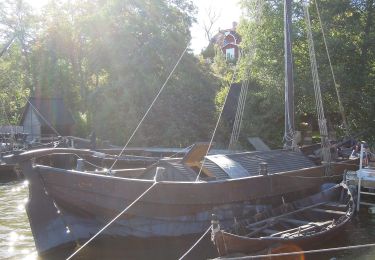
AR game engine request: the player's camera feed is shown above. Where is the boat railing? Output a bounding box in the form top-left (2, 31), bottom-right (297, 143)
top-left (3, 148), bottom-right (95, 164)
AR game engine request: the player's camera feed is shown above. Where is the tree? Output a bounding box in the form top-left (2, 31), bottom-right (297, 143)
top-left (202, 6), bottom-right (221, 42)
top-left (235, 0), bottom-right (375, 146)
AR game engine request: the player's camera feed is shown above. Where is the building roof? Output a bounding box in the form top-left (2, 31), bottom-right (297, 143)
top-left (20, 97), bottom-right (75, 126)
top-left (211, 29), bottom-right (241, 48)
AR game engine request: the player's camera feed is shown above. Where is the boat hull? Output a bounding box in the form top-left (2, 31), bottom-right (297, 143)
top-left (212, 183), bottom-right (355, 257)
top-left (21, 160), bottom-right (357, 253)
top-left (0, 163), bottom-right (22, 183)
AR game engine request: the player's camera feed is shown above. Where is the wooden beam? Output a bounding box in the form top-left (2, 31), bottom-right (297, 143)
top-left (309, 208), bottom-right (346, 215)
top-left (279, 218), bottom-right (310, 226)
top-left (268, 221), bottom-right (332, 238)
top-left (245, 202), bottom-right (326, 230)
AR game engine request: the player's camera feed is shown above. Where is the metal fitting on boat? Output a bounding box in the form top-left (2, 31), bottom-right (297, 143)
top-left (259, 162), bottom-right (268, 176)
top-left (76, 158), bottom-right (85, 171)
top-left (211, 214), bottom-right (220, 239)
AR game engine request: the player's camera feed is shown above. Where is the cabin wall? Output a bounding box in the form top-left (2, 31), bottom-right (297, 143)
top-left (22, 107), bottom-right (41, 142)
top-left (0, 126), bottom-right (23, 134)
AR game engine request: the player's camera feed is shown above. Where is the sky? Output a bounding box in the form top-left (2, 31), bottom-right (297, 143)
top-left (190, 0), bottom-right (242, 53)
top-left (24, 0), bottom-right (242, 54)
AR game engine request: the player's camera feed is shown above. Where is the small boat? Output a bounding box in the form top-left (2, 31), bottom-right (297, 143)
top-left (211, 182), bottom-right (355, 257)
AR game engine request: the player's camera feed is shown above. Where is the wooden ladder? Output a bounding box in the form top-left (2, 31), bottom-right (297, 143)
top-left (357, 169), bottom-right (375, 211)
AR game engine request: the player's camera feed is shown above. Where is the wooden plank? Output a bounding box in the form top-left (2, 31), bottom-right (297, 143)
top-left (279, 218), bottom-right (310, 225)
top-left (182, 142), bottom-right (211, 166)
top-left (260, 229), bottom-right (279, 235)
top-left (247, 137), bottom-right (271, 151)
top-left (268, 224), bottom-right (313, 237)
top-left (359, 191), bottom-right (375, 196)
top-left (360, 202), bottom-right (375, 206)
top-left (324, 202), bottom-right (348, 209)
top-left (268, 221), bottom-right (332, 238)
top-left (309, 208), bottom-right (346, 215)
top-left (245, 224), bottom-right (269, 237)
top-left (245, 202), bottom-right (326, 230)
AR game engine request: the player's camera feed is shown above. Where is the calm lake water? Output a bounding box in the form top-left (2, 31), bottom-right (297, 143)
top-left (1, 181), bottom-right (375, 260)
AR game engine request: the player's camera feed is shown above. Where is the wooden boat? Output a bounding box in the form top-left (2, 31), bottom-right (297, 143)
top-left (0, 161), bottom-right (21, 182)
top-left (5, 145), bottom-right (358, 254)
top-left (0, 149), bottom-right (24, 183)
top-left (211, 182), bottom-right (355, 257)
top-left (2, 1), bottom-right (360, 256)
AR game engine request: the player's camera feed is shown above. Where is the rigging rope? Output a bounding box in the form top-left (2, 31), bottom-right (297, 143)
top-left (315, 0), bottom-right (350, 137)
top-left (2, 71), bottom-right (62, 138)
top-left (23, 96), bottom-right (62, 137)
top-left (66, 182), bottom-right (157, 260)
top-left (73, 153), bottom-right (108, 171)
top-left (166, 144), bottom-right (194, 159)
top-left (303, 1), bottom-right (332, 173)
top-left (67, 42), bottom-right (190, 259)
top-left (228, 67), bottom-right (250, 150)
top-left (228, 0), bottom-right (264, 150)
top-left (284, 0), bottom-right (296, 149)
top-left (195, 64), bottom-right (239, 182)
top-left (0, 35), bottom-right (16, 58)
top-left (109, 44), bottom-right (189, 171)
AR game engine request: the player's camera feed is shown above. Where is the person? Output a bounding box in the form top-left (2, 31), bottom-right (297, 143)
top-left (350, 144), bottom-right (360, 158)
top-left (363, 142), bottom-right (371, 166)
top-left (351, 142), bottom-right (369, 167)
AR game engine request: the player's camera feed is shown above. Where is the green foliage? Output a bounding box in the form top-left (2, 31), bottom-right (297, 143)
top-left (235, 0), bottom-right (375, 147)
top-left (1, 0), bottom-right (375, 148)
top-left (201, 42), bottom-right (215, 60)
top-left (0, 0), bottom-right (219, 147)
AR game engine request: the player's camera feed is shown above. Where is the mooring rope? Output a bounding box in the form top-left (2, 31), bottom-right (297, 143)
top-left (66, 182), bottom-right (157, 260)
top-left (109, 44), bottom-right (189, 171)
top-left (222, 242), bottom-right (375, 259)
top-left (178, 225), bottom-right (212, 260)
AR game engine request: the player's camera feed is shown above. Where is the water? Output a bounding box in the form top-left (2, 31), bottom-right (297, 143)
top-left (0, 181), bottom-right (38, 260)
top-left (1, 181), bottom-right (375, 260)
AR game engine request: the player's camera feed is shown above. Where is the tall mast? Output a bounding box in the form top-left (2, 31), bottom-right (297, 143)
top-left (284, 0), bottom-right (295, 148)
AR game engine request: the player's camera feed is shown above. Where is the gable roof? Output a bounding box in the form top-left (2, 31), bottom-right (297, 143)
top-left (20, 97), bottom-right (75, 126)
top-left (211, 29), bottom-right (241, 48)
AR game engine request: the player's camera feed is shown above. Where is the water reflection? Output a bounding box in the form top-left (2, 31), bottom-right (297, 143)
top-left (0, 181), bottom-right (37, 260)
top-left (1, 180), bottom-right (375, 259)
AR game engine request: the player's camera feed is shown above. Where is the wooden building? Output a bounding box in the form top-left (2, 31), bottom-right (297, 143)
top-left (20, 97), bottom-right (74, 142)
top-left (211, 22), bottom-right (241, 61)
